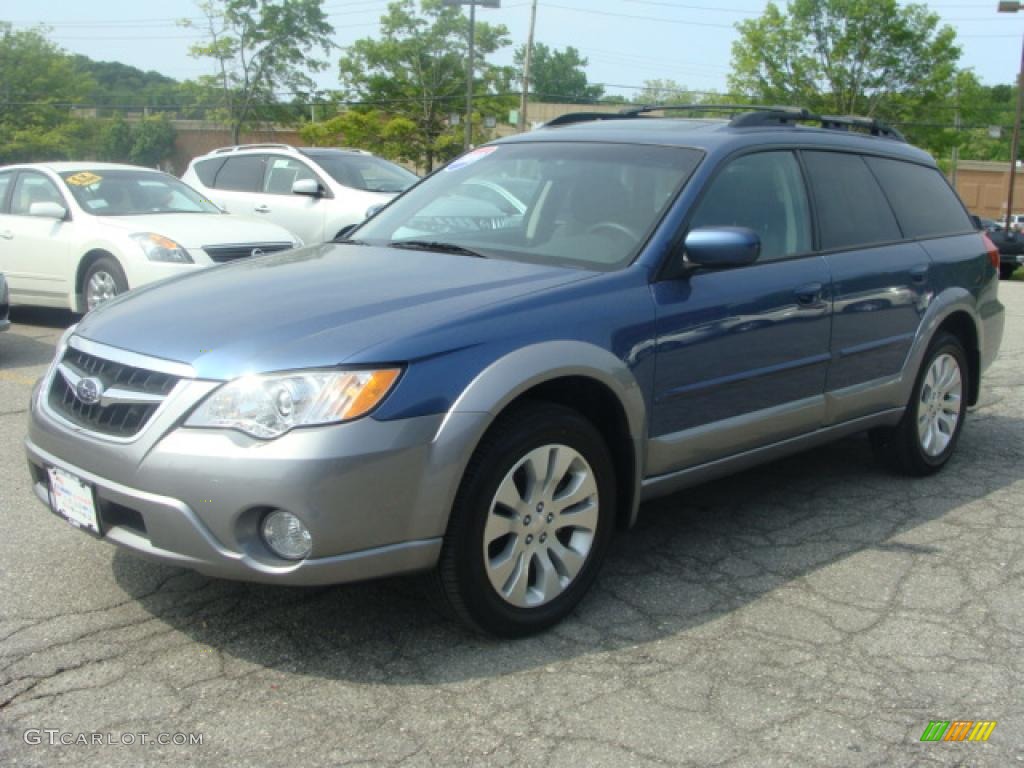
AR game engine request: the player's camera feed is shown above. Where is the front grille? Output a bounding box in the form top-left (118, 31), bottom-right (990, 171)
top-left (47, 348), bottom-right (180, 438)
top-left (203, 242), bottom-right (293, 263)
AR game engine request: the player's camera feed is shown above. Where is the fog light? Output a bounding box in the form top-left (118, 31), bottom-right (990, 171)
top-left (261, 509), bottom-right (312, 560)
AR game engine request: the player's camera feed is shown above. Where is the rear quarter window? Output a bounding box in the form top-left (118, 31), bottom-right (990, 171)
top-left (213, 156), bottom-right (266, 192)
top-left (864, 157), bottom-right (973, 238)
top-left (802, 151), bottom-right (902, 251)
top-left (193, 157), bottom-right (226, 187)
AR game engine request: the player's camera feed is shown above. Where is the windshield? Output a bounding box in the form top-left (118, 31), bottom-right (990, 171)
top-left (59, 170), bottom-right (222, 216)
top-left (353, 142), bottom-right (702, 270)
top-left (302, 152), bottom-right (418, 194)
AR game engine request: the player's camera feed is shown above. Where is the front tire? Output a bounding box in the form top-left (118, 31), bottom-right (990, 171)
top-left (870, 332), bottom-right (968, 476)
top-left (430, 402), bottom-right (616, 637)
top-left (83, 256), bottom-right (128, 312)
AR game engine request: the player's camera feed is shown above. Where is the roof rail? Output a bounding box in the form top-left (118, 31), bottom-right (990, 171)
top-left (543, 112), bottom-right (639, 128)
top-left (210, 143), bottom-right (296, 154)
top-left (729, 109), bottom-right (906, 141)
top-left (619, 103), bottom-right (805, 118)
top-left (819, 115), bottom-right (906, 141)
top-left (542, 103), bottom-right (907, 142)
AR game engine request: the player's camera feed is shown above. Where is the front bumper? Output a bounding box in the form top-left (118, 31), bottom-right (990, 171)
top-left (26, 339), bottom-right (489, 585)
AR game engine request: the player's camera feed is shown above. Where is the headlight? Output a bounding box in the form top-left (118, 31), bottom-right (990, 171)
top-left (186, 368), bottom-right (401, 439)
top-left (131, 233), bottom-right (193, 263)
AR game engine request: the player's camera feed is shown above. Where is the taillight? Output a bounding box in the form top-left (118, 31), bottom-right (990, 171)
top-left (981, 233), bottom-right (1000, 270)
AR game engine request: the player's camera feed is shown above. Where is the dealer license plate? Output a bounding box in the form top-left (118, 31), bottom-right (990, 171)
top-left (47, 466), bottom-right (101, 536)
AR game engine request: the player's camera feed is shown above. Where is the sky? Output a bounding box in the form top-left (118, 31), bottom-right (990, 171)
top-left (3, 0), bottom-right (1024, 104)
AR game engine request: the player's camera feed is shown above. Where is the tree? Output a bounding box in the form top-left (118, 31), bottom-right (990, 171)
top-left (729, 0), bottom-right (960, 119)
top-left (182, 0), bottom-right (334, 143)
top-left (300, 109), bottom-right (419, 164)
top-left (631, 79), bottom-right (698, 106)
top-left (99, 114), bottom-right (178, 167)
top-left (514, 43), bottom-right (603, 103)
top-left (338, 0), bottom-right (511, 172)
top-left (0, 23), bottom-right (95, 162)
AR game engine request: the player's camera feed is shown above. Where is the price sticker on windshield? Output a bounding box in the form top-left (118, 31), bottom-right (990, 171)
top-left (445, 146), bottom-right (498, 172)
top-left (65, 172), bottom-right (103, 186)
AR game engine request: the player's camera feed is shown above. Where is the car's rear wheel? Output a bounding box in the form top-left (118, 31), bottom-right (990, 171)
top-left (430, 402), bottom-right (616, 637)
top-left (870, 332), bottom-right (967, 476)
top-left (83, 257), bottom-right (128, 312)
top-left (1000, 264), bottom-right (1017, 280)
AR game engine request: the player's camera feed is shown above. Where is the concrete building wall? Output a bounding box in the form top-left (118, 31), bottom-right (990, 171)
top-left (952, 160), bottom-right (1024, 221)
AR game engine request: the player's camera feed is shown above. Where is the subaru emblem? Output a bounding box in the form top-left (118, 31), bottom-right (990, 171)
top-left (75, 377), bottom-right (104, 406)
top-left (251, 247), bottom-right (264, 258)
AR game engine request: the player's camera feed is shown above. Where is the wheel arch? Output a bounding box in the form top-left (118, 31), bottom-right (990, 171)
top-left (73, 248), bottom-right (120, 313)
top-left (444, 341), bottom-right (648, 530)
top-left (935, 310), bottom-right (980, 406)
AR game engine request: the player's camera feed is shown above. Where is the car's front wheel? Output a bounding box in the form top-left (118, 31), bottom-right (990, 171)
top-left (871, 332), bottom-right (968, 476)
top-left (431, 402), bottom-right (616, 637)
top-left (83, 256), bottom-right (128, 312)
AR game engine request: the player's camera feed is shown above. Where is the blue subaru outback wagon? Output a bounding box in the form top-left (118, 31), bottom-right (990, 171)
top-left (26, 106), bottom-right (1005, 636)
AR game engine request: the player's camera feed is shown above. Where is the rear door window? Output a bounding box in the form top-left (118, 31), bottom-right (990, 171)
top-left (688, 150), bottom-right (812, 262)
top-left (214, 155), bottom-right (267, 192)
top-left (864, 157), bottom-right (973, 238)
top-left (802, 151), bottom-right (902, 251)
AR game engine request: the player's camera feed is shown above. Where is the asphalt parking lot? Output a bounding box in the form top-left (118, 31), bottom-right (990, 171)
top-left (1, 288), bottom-right (1022, 768)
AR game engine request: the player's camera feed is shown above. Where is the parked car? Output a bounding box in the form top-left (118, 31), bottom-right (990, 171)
top-left (0, 163), bottom-right (302, 312)
top-left (26, 106), bottom-right (1005, 637)
top-left (0, 272), bottom-right (9, 332)
top-left (976, 218), bottom-right (1024, 279)
top-left (182, 144), bottom-right (419, 245)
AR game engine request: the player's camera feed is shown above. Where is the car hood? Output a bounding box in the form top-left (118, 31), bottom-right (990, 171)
top-left (93, 213), bottom-right (298, 248)
top-left (74, 244), bottom-right (595, 380)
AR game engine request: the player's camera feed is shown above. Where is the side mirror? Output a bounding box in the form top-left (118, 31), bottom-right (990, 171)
top-left (683, 226), bottom-right (760, 270)
top-left (364, 204), bottom-right (385, 219)
top-left (28, 201), bottom-right (67, 220)
top-left (292, 178), bottom-right (321, 197)
top-left (970, 215), bottom-right (983, 230)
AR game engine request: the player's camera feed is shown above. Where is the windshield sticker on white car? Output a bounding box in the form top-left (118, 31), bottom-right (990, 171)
top-left (65, 172), bottom-right (103, 186)
top-left (445, 146), bottom-right (498, 172)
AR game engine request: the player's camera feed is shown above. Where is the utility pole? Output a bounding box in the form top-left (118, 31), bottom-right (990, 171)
top-left (443, 0), bottom-right (501, 152)
top-left (951, 96), bottom-right (961, 190)
top-left (999, 2), bottom-right (1024, 228)
top-left (518, 0), bottom-right (538, 133)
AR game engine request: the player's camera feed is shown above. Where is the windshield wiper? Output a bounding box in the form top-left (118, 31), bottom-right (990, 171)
top-left (388, 240), bottom-right (487, 258)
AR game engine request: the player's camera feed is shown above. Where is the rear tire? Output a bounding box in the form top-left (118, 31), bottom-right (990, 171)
top-left (870, 332), bottom-right (968, 476)
top-left (83, 256), bottom-right (128, 312)
top-left (1000, 264), bottom-right (1017, 280)
top-left (429, 402), bottom-right (616, 637)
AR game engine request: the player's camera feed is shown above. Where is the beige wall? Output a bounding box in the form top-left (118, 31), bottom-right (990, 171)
top-left (953, 160), bottom-right (1024, 220)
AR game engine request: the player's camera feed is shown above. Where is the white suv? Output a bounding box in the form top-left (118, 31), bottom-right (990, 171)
top-left (182, 144), bottom-right (419, 244)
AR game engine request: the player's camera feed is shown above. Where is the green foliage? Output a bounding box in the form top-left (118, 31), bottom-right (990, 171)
top-left (300, 109), bottom-right (418, 163)
top-left (0, 23), bottom-right (96, 162)
top-left (337, 0), bottom-right (512, 171)
top-left (183, 0), bottom-right (334, 142)
top-left (515, 43), bottom-right (603, 103)
top-left (98, 113), bottom-right (177, 167)
top-left (71, 56), bottom-right (183, 109)
top-left (729, 0), bottom-right (960, 119)
top-left (630, 79), bottom-right (698, 106)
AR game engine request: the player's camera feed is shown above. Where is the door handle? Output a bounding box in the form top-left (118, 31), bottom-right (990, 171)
top-left (794, 282), bottom-right (823, 306)
top-left (910, 264), bottom-right (929, 284)
top-left (254, 205), bottom-right (271, 214)
top-left (0, 230), bottom-right (12, 240)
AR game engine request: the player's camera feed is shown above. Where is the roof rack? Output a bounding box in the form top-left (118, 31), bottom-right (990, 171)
top-left (210, 143), bottom-right (296, 154)
top-left (619, 103), bottom-right (806, 118)
top-left (542, 103), bottom-right (906, 142)
top-left (543, 112), bottom-right (639, 128)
